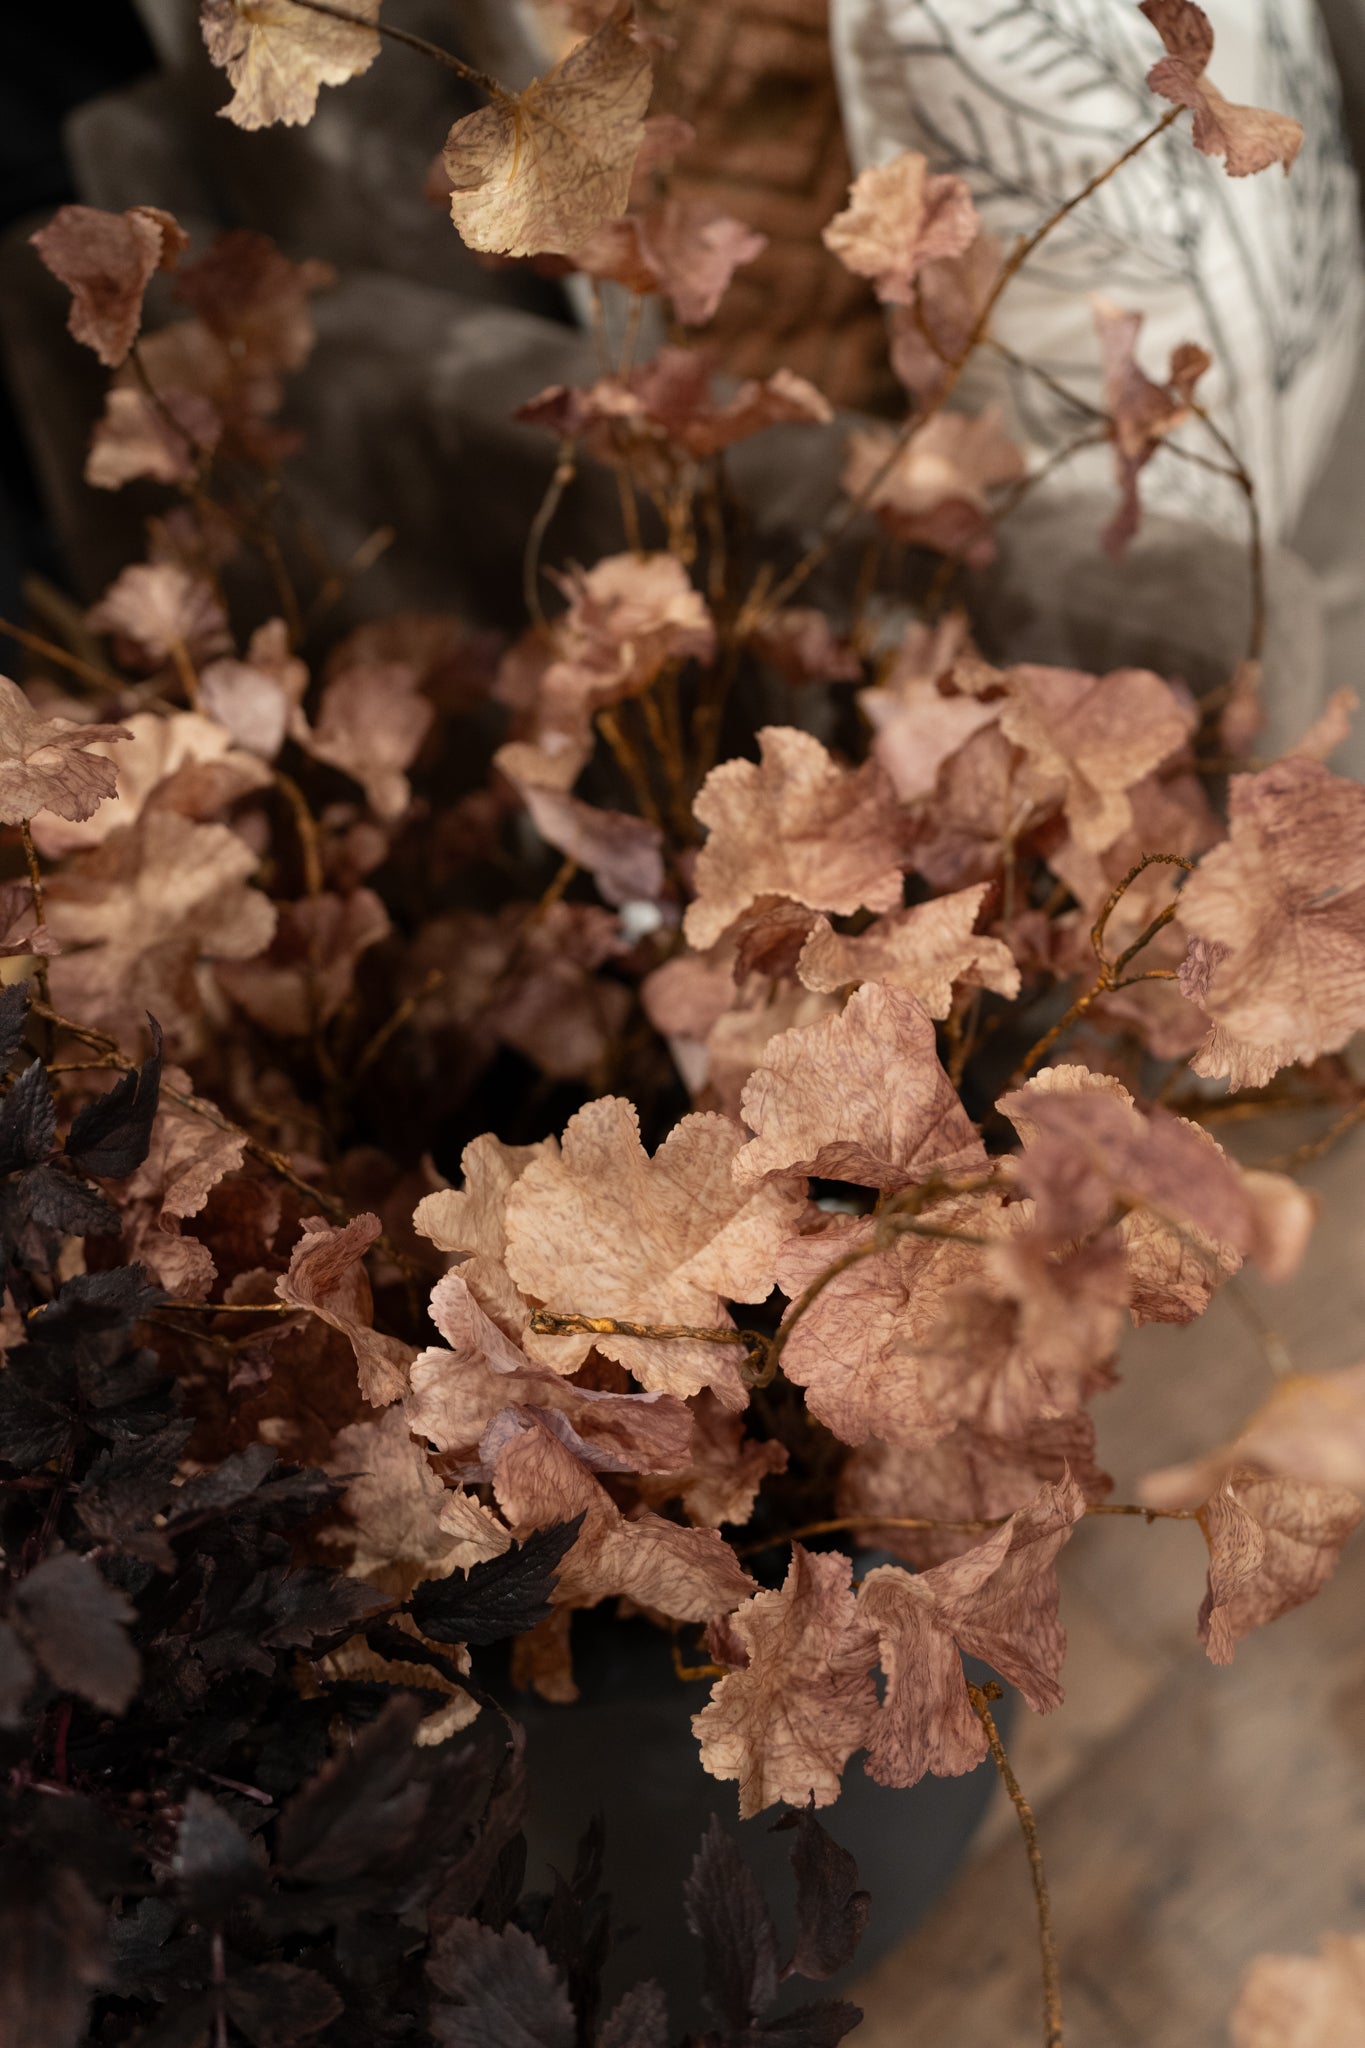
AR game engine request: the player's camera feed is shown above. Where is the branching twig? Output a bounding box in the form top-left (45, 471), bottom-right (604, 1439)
top-left (1012, 851), bottom-right (1194, 1082)
top-left (969, 1682), bottom-right (1063, 2048)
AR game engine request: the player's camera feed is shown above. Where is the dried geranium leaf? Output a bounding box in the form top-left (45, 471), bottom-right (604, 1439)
top-left (1196, 1467), bottom-right (1362, 1664)
top-left (774, 1808), bottom-right (871, 1983)
top-left (840, 1413), bottom-right (1112, 1568)
top-left (822, 151), bottom-right (978, 306)
top-left (276, 1213), bottom-right (415, 1407)
top-left (1231, 1929), bottom-right (1365, 2046)
top-left (30, 203), bottom-right (187, 368)
top-left (426, 1920), bottom-right (574, 2048)
top-left (0, 678), bottom-right (130, 826)
top-left (295, 662), bottom-right (432, 820)
top-left (201, 0), bottom-right (382, 131)
top-left (329, 1408), bottom-right (486, 1585)
top-left (858, 1475), bottom-right (1086, 1789)
top-left (998, 661), bottom-right (1197, 854)
top-left (0, 982), bottom-right (30, 1070)
top-left (66, 1018), bottom-right (164, 1180)
top-left (640, 202), bottom-right (766, 327)
top-left (87, 563), bottom-right (230, 669)
top-left (684, 1816), bottom-right (779, 2029)
top-left (408, 1516), bottom-right (585, 1646)
top-left (0, 1060), bottom-right (57, 1175)
top-left (444, 10), bottom-right (652, 258)
top-left (773, 1210), bottom-right (979, 1449)
top-left (13, 1552), bottom-right (140, 1713)
top-left (505, 1098), bottom-right (804, 1404)
top-left (694, 1548), bottom-right (879, 1817)
top-left (490, 1411), bottom-right (752, 1622)
top-left (842, 411), bottom-right (1024, 566)
top-left (737, 984), bottom-right (986, 1193)
top-left (685, 727), bottom-right (903, 953)
top-left (1178, 757), bottom-right (1365, 1087)
top-left (45, 812), bottom-right (277, 1051)
top-left (1093, 300), bottom-right (1210, 558)
top-left (797, 885), bottom-right (1020, 1016)
top-left (1141, 1), bottom-right (1304, 176)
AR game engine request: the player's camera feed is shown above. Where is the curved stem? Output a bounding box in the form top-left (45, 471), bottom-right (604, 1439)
top-left (969, 1683), bottom-right (1064, 2048)
top-left (281, 0), bottom-right (506, 98)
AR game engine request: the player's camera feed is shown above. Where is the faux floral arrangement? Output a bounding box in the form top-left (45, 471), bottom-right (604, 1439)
top-left (3, 1), bottom-right (1365, 2042)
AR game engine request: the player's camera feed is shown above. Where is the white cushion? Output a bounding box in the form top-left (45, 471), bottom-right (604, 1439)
top-left (831, 0), bottom-right (1364, 542)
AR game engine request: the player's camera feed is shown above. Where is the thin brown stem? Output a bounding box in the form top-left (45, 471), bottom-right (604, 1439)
top-left (739, 1502), bottom-right (1196, 1556)
top-left (19, 821), bottom-right (50, 1009)
top-left (529, 1308), bottom-right (749, 1347)
top-left (1190, 400), bottom-right (1265, 663)
top-left (1012, 851), bottom-right (1195, 1082)
top-left (1269, 1091), bottom-right (1365, 1172)
top-left (158, 1301), bottom-right (301, 1317)
top-left (969, 1683), bottom-right (1063, 2048)
top-left (0, 615), bottom-right (121, 693)
top-left (168, 637), bottom-right (202, 712)
top-left (281, 0), bottom-right (505, 96)
top-left (524, 441), bottom-right (577, 627)
top-left (352, 969), bottom-right (445, 1084)
top-left (597, 706), bottom-right (662, 827)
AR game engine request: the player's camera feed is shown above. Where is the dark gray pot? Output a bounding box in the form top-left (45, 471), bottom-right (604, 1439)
top-left (495, 1572), bottom-right (1006, 2031)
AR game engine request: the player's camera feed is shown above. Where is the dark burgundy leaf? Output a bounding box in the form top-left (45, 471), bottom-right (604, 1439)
top-left (77, 1418), bottom-right (193, 1544)
top-left (408, 1516), bottom-right (585, 1647)
top-left (426, 1918), bottom-right (574, 2048)
top-left (19, 1160), bottom-right (121, 1236)
top-left (684, 1816), bottom-right (779, 2031)
top-left (258, 1566), bottom-right (391, 1649)
top-left (773, 1808), bottom-right (869, 1982)
top-left (276, 1695), bottom-right (429, 1883)
top-left (0, 1346), bottom-right (76, 1468)
top-left (0, 1855), bottom-right (106, 2048)
top-left (0, 978), bottom-right (31, 1070)
top-left (0, 1059), bottom-right (55, 1173)
top-left (66, 1019), bottom-right (164, 1178)
top-left (174, 1791), bottom-right (264, 1915)
top-left (224, 1962), bottom-right (343, 2047)
top-left (0, 1619), bottom-right (35, 1726)
top-left (29, 1266), bottom-right (165, 1358)
top-left (13, 1551), bottom-right (140, 1712)
top-left (599, 1982), bottom-right (669, 2048)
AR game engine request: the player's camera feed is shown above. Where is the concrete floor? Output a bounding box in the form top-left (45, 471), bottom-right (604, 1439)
top-left (851, 1117), bottom-right (1365, 2047)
